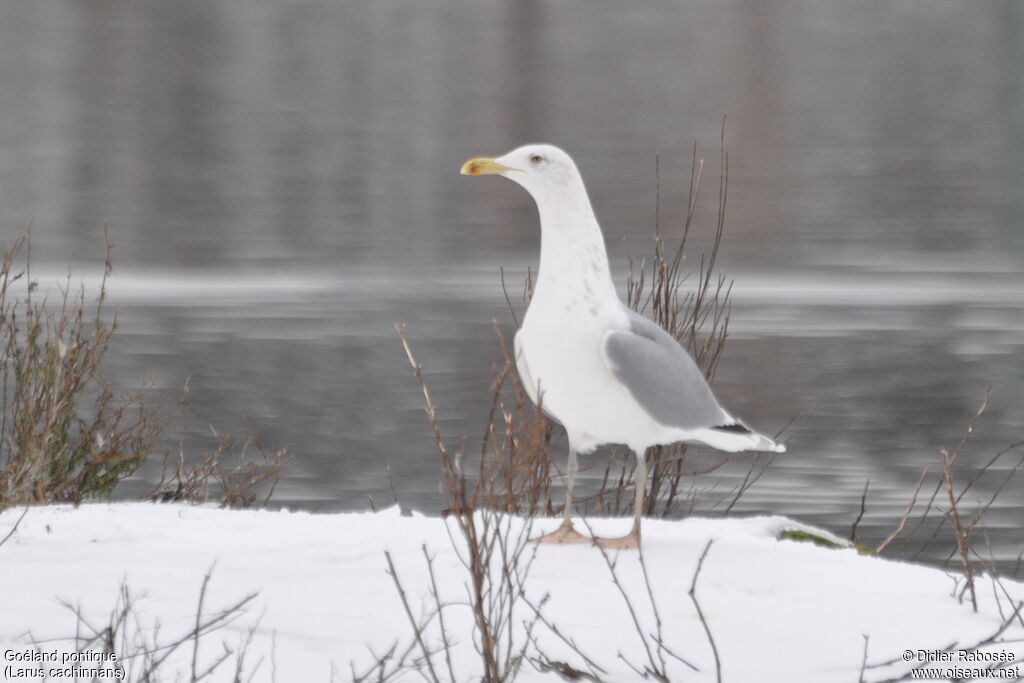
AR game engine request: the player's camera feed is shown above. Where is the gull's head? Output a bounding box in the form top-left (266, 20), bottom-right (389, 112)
top-left (461, 144), bottom-right (584, 202)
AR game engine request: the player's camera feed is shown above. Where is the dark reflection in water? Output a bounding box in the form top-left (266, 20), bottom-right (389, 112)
top-left (1, 2), bottom-right (1022, 568)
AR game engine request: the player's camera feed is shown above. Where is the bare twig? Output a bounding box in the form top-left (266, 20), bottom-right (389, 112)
top-left (587, 531), bottom-right (663, 680)
top-left (520, 593), bottom-right (608, 679)
top-left (876, 467), bottom-right (929, 554)
top-left (637, 543), bottom-right (699, 674)
top-left (941, 448), bottom-right (977, 611)
top-left (725, 453), bottom-right (775, 514)
top-left (857, 634), bottom-right (869, 683)
top-left (530, 647), bottom-right (605, 682)
top-left (850, 480), bottom-right (870, 543)
top-left (689, 539), bottom-right (722, 683)
top-left (396, 324), bottom-right (451, 465)
top-left (423, 545), bottom-right (458, 681)
top-left (868, 601), bottom-right (1024, 681)
top-left (57, 571), bottom-right (260, 682)
top-left (637, 545), bottom-right (667, 675)
top-left (0, 505), bottom-right (29, 547)
top-left (191, 567), bottom-right (214, 681)
top-left (383, 550), bottom-right (443, 683)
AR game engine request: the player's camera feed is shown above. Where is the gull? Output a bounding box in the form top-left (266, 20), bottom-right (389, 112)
top-left (461, 144), bottom-right (784, 548)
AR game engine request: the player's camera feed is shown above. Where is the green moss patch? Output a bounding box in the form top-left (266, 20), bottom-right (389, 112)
top-left (779, 529), bottom-right (876, 556)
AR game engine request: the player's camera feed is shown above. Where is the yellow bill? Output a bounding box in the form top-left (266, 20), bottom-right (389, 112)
top-left (460, 157), bottom-right (512, 176)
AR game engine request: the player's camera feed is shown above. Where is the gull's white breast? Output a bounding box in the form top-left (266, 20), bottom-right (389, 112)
top-left (516, 277), bottom-right (674, 454)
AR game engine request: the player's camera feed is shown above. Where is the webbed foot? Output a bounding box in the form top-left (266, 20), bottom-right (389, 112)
top-left (591, 531), bottom-right (641, 550)
top-left (530, 521), bottom-right (592, 544)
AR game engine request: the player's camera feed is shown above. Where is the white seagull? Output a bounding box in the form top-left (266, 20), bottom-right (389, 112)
top-left (461, 144), bottom-right (784, 548)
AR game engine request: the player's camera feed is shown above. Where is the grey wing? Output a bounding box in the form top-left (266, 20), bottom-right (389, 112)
top-left (513, 330), bottom-right (540, 406)
top-left (601, 308), bottom-right (732, 430)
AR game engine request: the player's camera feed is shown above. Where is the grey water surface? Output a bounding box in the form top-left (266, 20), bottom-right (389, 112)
top-left (2, 1), bottom-right (1022, 568)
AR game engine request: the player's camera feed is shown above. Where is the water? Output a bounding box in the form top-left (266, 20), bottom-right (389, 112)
top-left (1, 1), bottom-right (1022, 569)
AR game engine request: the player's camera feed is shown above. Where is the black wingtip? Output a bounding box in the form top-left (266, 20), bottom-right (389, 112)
top-left (712, 422), bottom-right (752, 434)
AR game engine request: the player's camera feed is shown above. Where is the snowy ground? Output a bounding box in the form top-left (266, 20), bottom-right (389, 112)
top-left (1, 504), bottom-right (1022, 682)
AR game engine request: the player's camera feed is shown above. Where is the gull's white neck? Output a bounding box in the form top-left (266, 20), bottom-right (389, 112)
top-left (530, 183), bottom-right (616, 301)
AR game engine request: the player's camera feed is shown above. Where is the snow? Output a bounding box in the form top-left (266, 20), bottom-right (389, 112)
top-left (1, 504), bottom-right (1021, 682)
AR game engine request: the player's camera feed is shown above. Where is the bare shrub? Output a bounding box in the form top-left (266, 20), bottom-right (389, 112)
top-left (47, 566), bottom-right (263, 682)
top-left (477, 321), bottom-right (557, 518)
top-left (0, 233), bottom-right (163, 507)
top-left (874, 391), bottom-right (1024, 598)
top-left (387, 325), bottom-right (546, 683)
top-left (146, 424), bottom-right (291, 508)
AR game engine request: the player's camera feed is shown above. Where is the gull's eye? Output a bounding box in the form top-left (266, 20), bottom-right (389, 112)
top-left (529, 154), bottom-right (544, 165)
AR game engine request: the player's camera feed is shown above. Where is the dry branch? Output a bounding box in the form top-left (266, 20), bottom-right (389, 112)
top-left (689, 539), bottom-right (722, 683)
